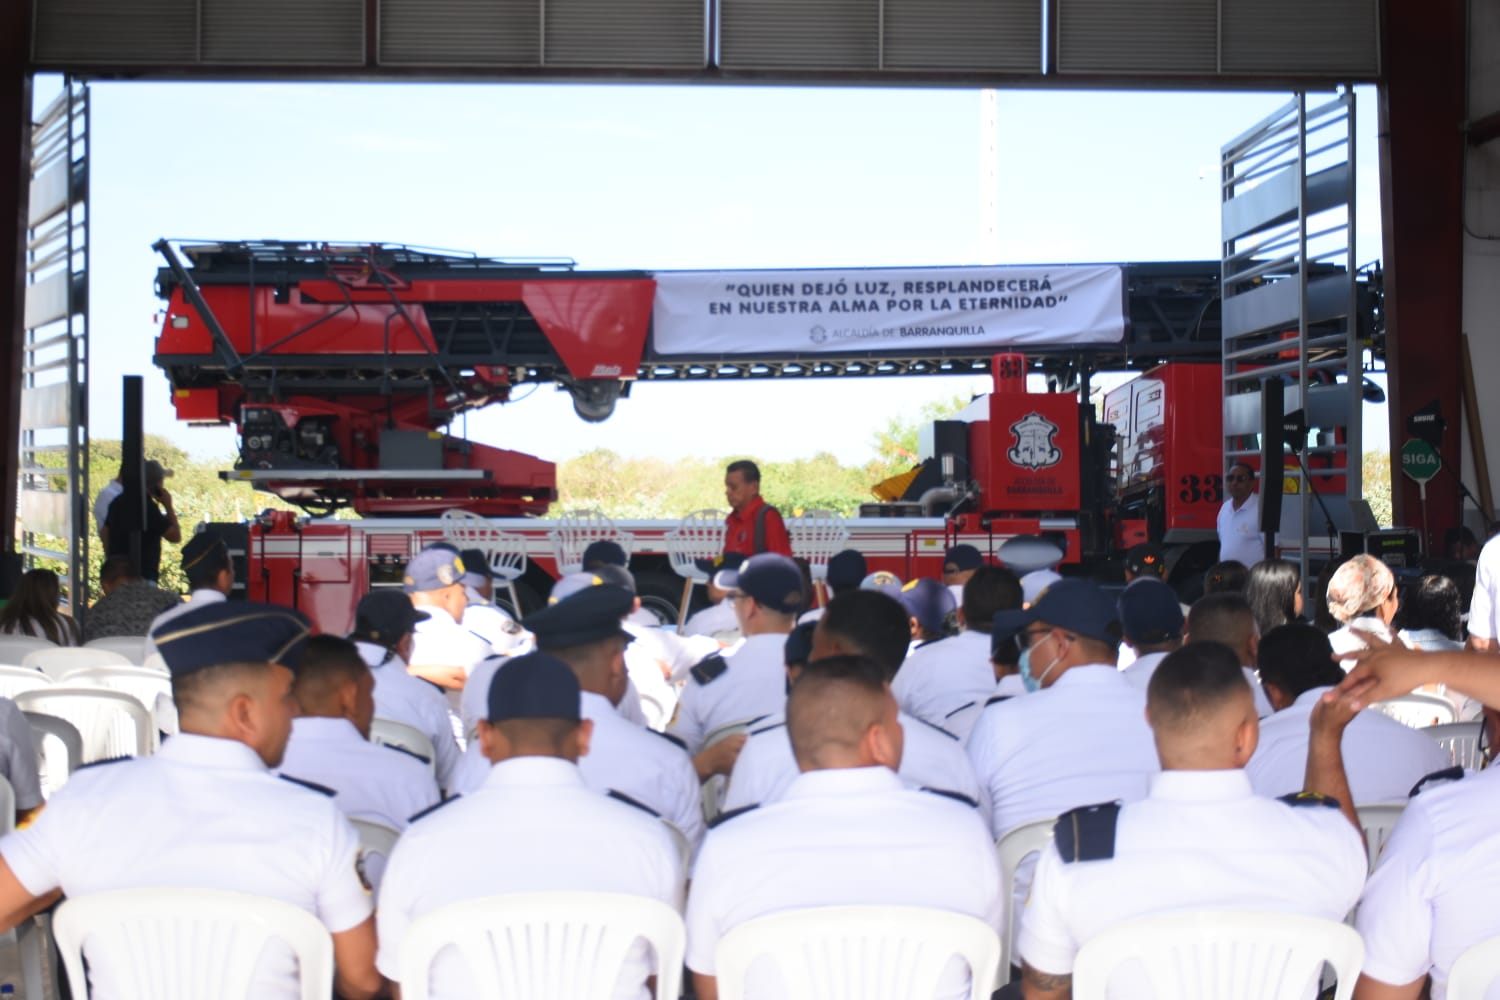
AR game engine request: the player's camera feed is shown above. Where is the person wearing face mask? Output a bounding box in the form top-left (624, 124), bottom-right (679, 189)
top-left (965, 579), bottom-right (1161, 939)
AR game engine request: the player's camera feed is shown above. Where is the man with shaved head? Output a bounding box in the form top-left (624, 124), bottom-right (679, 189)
top-left (686, 654), bottom-right (1001, 1000)
top-left (1015, 642), bottom-right (1367, 1000)
top-left (1185, 591), bottom-right (1274, 717)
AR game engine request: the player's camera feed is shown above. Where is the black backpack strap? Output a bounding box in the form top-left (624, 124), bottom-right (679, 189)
top-left (754, 505), bottom-right (769, 554)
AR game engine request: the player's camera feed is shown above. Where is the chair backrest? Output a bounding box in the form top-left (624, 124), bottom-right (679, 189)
top-left (53, 888), bottom-right (335, 1000)
top-left (1372, 692), bottom-right (1459, 729)
top-left (348, 817), bottom-right (400, 896)
top-left (1423, 721), bottom-right (1485, 770)
top-left (666, 510), bottom-right (728, 582)
top-left (58, 665), bottom-right (173, 713)
top-left (1355, 803), bottom-right (1407, 873)
top-left (714, 904), bottom-right (1001, 1000)
top-left (142, 652), bottom-right (168, 674)
top-left (1446, 931), bottom-right (1500, 1000)
top-left (0, 636), bottom-right (57, 665)
top-left (548, 509), bottom-right (635, 577)
top-left (1071, 910), bottom-right (1365, 1000)
top-left (25, 711), bottom-right (83, 797)
top-left (370, 717), bottom-right (438, 775)
top-left (398, 891), bottom-right (684, 1000)
top-left (21, 646), bottom-right (133, 681)
top-left (0, 664), bottom-right (51, 700)
top-left (996, 818), bottom-right (1056, 983)
top-left (440, 510), bottom-right (530, 583)
top-left (785, 510), bottom-right (849, 580)
top-left (82, 635), bottom-right (148, 665)
top-left (15, 688), bottom-right (157, 761)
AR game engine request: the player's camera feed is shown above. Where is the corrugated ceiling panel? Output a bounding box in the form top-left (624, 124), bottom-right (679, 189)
top-left (32, 0), bottom-right (196, 64)
top-left (1056, 0), bottom-right (1216, 75)
top-left (379, 0), bottom-right (541, 67)
top-left (719, 0), bottom-right (878, 71)
top-left (883, 0), bottom-right (1040, 72)
top-left (202, 0), bottom-right (364, 64)
top-left (546, 0), bottom-right (706, 68)
top-left (1221, 0), bottom-right (1378, 77)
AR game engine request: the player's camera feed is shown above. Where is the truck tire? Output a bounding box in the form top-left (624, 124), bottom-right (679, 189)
top-left (633, 570), bottom-right (691, 628)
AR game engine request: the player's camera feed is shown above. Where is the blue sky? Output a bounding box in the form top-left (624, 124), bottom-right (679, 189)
top-left (71, 80), bottom-right (1385, 465)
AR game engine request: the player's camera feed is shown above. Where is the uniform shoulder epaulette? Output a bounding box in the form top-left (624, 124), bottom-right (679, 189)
top-left (944, 701), bottom-right (977, 720)
top-left (749, 720), bottom-right (786, 736)
top-left (1277, 791), bottom-right (1342, 809)
top-left (1410, 765), bottom-right (1466, 798)
top-left (691, 654), bottom-right (729, 686)
top-left (708, 803), bottom-right (759, 829)
top-left (920, 786), bottom-right (978, 808)
top-left (408, 795), bottom-right (460, 824)
top-left (913, 716), bottom-right (960, 740)
top-left (608, 789), bottom-right (662, 818)
top-left (1054, 801), bottom-right (1121, 862)
top-left (279, 774), bottom-right (337, 797)
top-left (652, 729), bottom-right (688, 750)
top-left (380, 742), bottom-right (432, 766)
top-left (984, 694), bottom-right (1013, 707)
top-left (75, 755), bottom-right (131, 772)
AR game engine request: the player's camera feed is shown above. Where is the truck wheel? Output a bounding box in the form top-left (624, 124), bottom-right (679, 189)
top-left (633, 570), bottom-right (690, 628)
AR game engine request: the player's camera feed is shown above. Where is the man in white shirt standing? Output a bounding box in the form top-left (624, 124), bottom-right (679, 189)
top-left (143, 533), bottom-right (233, 659)
top-left (1217, 461), bottom-right (1266, 568)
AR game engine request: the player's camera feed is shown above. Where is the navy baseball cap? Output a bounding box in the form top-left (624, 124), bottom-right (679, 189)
top-left (715, 553), bottom-right (806, 615)
top-left (1125, 542), bottom-right (1167, 579)
top-left (1118, 578), bottom-right (1184, 645)
top-left (523, 585), bottom-right (634, 650)
top-left (153, 601), bottom-right (311, 677)
top-left (826, 550), bottom-right (868, 593)
top-left (693, 551), bottom-right (746, 577)
top-left (403, 546), bottom-right (467, 593)
top-left (992, 578), bottom-right (1121, 647)
top-left (899, 578), bottom-right (956, 633)
top-left (354, 591), bottom-right (429, 643)
top-left (784, 621), bottom-right (818, 669)
top-left (943, 544), bottom-right (984, 573)
top-left (582, 540), bottom-right (628, 569)
top-left (180, 533), bottom-right (231, 576)
top-left (459, 548), bottom-right (500, 588)
top-left (487, 651), bottom-right (581, 723)
top-left (860, 570), bottom-right (904, 598)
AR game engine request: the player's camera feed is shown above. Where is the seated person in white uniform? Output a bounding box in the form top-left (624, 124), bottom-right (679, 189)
top-left (277, 634), bottom-right (440, 831)
top-left (376, 652), bottom-right (684, 1000)
top-left (348, 590), bottom-right (463, 796)
top-left (725, 592), bottom-right (985, 822)
top-left (687, 654), bottom-right (1002, 1000)
top-left (1248, 623), bottom-right (1450, 805)
top-left (0, 601), bottom-right (384, 1000)
top-left (683, 553), bottom-right (747, 640)
top-left (893, 565), bottom-right (1024, 742)
top-left (1182, 592), bottom-right (1276, 717)
top-left (1016, 641), bottom-right (1369, 999)
top-left (898, 577), bottom-right (958, 652)
top-left (143, 532), bottom-right (233, 659)
top-left (1117, 577), bottom-right (1185, 691)
top-left (669, 553), bottom-right (804, 770)
top-left (456, 547), bottom-right (528, 656)
top-left (404, 544), bottom-right (494, 695)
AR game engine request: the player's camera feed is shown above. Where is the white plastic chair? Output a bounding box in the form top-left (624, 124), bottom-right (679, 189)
top-left (1355, 803), bottom-right (1406, 874)
top-left (440, 509), bottom-right (530, 613)
top-left (59, 664), bottom-right (172, 713)
top-left (15, 687), bottom-right (157, 761)
top-left (21, 645), bottom-right (133, 681)
top-left (996, 818), bottom-right (1056, 983)
top-left (370, 717), bottom-right (438, 776)
top-left (548, 509), bottom-right (635, 577)
top-left (665, 509), bottom-right (728, 633)
top-left (53, 887), bottom-right (335, 1000)
top-left (0, 636), bottom-right (57, 667)
top-left (398, 891), bottom-right (685, 1000)
top-left (0, 664), bottom-right (51, 700)
top-left (785, 510), bottom-right (849, 606)
top-left (714, 904), bottom-right (1001, 1000)
top-left (700, 719), bottom-right (759, 824)
top-left (1070, 910), bottom-right (1365, 1000)
top-left (142, 652), bottom-right (168, 674)
top-left (1423, 721), bottom-right (1485, 770)
top-left (83, 635), bottom-right (148, 664)
top-left (25, 710), bottom-right (83, 798)
top-left (1372, 692), bottom-right (1459, 729)
top-left (1447, 932), bottom-right (1500, 1000)
top-left (349, 817), bottom-right (400, 897)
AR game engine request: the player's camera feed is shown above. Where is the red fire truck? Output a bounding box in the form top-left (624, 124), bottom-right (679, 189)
top-left (152, 241), bottom-right (1380, 632)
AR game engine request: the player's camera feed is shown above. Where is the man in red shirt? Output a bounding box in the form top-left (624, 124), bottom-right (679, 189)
top-left (723, 460), bottom-right (793, 558)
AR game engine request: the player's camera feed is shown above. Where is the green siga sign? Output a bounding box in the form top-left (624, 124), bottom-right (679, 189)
top-left (1400, 438), bottom-right (1441, 484)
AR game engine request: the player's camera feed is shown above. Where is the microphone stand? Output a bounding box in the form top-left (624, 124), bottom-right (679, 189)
top-left (1290, 441), bottom-right (1340, 561)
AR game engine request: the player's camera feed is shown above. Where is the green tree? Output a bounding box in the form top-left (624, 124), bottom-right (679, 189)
top-left (1362, 449), bottom-right (1393, 528)
top-left (867, 392), bottom-right (976, 484)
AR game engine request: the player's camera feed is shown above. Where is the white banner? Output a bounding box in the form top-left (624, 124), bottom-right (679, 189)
top-left (650, 265), bottom-right (1125, 356)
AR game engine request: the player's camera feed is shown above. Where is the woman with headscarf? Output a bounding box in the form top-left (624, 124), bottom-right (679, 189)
top-left (1324, 554), bottom-right (1399, 667)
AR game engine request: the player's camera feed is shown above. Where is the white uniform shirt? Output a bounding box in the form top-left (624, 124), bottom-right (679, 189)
top-left (1470, 534), bottom-right (1500, 641)
top-left (1329, 617), bottom-right (1398, 669)
top-left (1357, 765), bottom-right (1500, 999)
top-left (1247, 686), bottom-right (1452, 804)
top-left (0, 698), bottom-right (41, 811)
top-left (686, 766), bottom-right (1002, 1000)
top-left (355, 640), bottom-right (463, 794)
top-left (375, 756), bottom-right (684, 1000)
top-left (1019, 769), bottom-right (1366, 988)
top-left (683, 601), bottom-right (739, 640)
top-left (277, 716), bottom-right (439, 830)
top-left (461, 657), bottom-right (649, 746)
top-left (0, 734), bottom-right (372, 1000)
top-left (143, 588), bottom-right (226, 659)
top-left (461, 592), bottom-right (526, 656)
top-left (892, 630), bottom-right (997, 742)
top-left (92, 479), bottom-right (122, 533)
top-left (668, 633), bottom-right (789, 755)
top-left (1123, 652), bottom-right (1273, 717)
top-left (622, 622), bottom-right (681, 730)
top-left (1217, 493), bottom-right (1264, 567)
top-left (409, 604), bottom-right (493, 682)
top-left (722, 711), bottom-right (987, 829)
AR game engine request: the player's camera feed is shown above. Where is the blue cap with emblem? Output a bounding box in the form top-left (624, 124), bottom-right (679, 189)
top-left (992, 577), bottom-right (1121, 647)
top-left (523, 584), bottom-right (634, 650)
top-left (487, 651), bottom-right (581, 722)
top-left (403, 545), bottom-right (467, 594)
top-left (582, 540), bottom-right (628, 569)
top-left (899, 577), bottom-right (956, 633)
top-left (151, 600), bottom-right (312, 677)
top-left (714, 553), bottom-right (805, 615)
